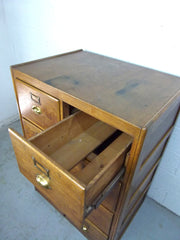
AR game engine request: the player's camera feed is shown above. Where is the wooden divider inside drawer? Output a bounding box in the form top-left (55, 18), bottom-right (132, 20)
top-left (9, 111), bottom-right (132, 228)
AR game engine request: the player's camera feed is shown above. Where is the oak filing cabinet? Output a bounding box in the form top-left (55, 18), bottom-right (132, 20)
top-left (9, 50), bottom-right (180, 240)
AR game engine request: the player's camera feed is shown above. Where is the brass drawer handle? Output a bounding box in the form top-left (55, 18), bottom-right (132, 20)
top-left (36, 174), bottom-right (49, 188)
top-left (82, 225), bottom-right (88, 232)
top-left (32, 105), bottom-right (41, 114)
top-left (31, 92), bottom-right (40, 104)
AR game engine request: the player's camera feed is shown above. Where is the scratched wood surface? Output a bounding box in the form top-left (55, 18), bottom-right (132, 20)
top-left (13, 50), bottom-right (180, 127)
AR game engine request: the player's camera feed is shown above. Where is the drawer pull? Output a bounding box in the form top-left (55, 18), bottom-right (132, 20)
top-left (36, 174), bottom-right (49, 188)
top-left (85, 167), bottom-right (125, 216)
top-left (32, 105), bottom-right (41, 114)
top-left (30, 92), bottom-right (40, 104)
top-left (82, 225), bottom-right (88, 232)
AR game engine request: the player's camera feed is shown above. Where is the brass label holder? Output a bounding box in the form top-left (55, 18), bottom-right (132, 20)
top-left (30, 92), bottom-right (41, 104)
top-left (32, 157), bottom-right (50, 177)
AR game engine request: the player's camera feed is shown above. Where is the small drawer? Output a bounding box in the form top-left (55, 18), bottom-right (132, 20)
top-left (82, 219), bottom-right (108, 240)
top-left (22, 118), bottom-right (42, 139)
top-left (9, 111), bottom-right (132, 228)
top-left (15, 79), bottom-right (60, 129)
top-left (87, 204), bottom-right (113, 235)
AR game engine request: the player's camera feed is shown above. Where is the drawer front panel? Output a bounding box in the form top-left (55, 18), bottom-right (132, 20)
top-left (9, 128), bottom-right (85, 229)
top-left (87, 205), bottom-right (113, 235)
top-left (82, 219), bottom-right (108, 240)
top-left (22, 118), bottom-right (42, 139)
top-left (16, 79), bottom-right (60, 129)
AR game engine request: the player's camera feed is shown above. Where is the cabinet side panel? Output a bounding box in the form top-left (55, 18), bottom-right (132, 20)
top-left (138, 99), bottom-right (179, 165)
top-left (110, 98), bottom-right (180, 240)
top-left (10, 69), bottom-right (26, 136)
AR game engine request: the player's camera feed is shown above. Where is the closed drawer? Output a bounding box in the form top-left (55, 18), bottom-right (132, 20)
top-left (87, 204), bottom-right (113, 235)
top-left (15, 79), bottom-right (60, 129)
top-left (22, 118), bottom-right (42, 139)
top-left (9, 111), bottom-right (132, 228)
top-left (84, 181), bottom-right (121, 236)
top-left (82, 219), bottom-right (108, 240)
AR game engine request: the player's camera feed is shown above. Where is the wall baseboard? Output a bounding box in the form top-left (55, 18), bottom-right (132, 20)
top-left (0, 114), bottom-right (19, 128)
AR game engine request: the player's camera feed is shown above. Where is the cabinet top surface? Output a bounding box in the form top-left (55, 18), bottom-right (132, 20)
top-left (13, 50), bottom-right (180, 128)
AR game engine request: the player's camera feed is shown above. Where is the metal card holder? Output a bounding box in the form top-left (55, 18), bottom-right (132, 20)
top-left (30, 92), bottom-right (41, 104)
top-left (32, 157), bottom-right (50, 177)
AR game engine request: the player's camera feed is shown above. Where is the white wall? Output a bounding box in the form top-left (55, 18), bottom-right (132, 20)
top-left (0, 0), bottom-right (179, 215)
top-left (0, 1), bottom-right (18, 125)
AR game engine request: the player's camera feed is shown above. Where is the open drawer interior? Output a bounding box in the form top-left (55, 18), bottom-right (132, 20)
top-left (9, 111), bottom-right (132, 228)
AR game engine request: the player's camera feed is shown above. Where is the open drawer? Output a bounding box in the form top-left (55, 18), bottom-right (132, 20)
top-left (9, 111), bottom-right (132, 228)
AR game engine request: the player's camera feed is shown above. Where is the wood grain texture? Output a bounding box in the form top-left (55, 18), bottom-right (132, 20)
top-left (110, 110), bottom-right (179, 240)
top-left (128, 127), bottom-right (172, 202)
top-left (101, 182), bottom-right (121, 213)
top-left (22, 118), bottom-right (42, 139)
top-left (9, 50), bottom-right (180, 240)
top-left (12, 68), bottom-right (141, 137)
top-left (12, 50), bottom-right (180, 128)
top-left (138, 99), bottom-right (179, 164)
top-left (30, 111), bottom-right (131, 206)
top-left (50, 121), bottom-right (116, 170)
top-left (87, 205), bottom-right (113, 235)
top-left (125, 158), bottom-right (160, 218)
top-left (30, 111), bottom-right (97, 155)
top-left (83, 219), bottom-right (108, 240)
top-left (108, 128), bottom-right (146, 240)
top-left (86, 134), bottom-right (132, 206)
top-left (9, 128), bottom-right (86, 228)
top-left (15, 78), bottom-right (60, 129)
top-left (75, 134), bottom-right (130, 184)
top-left (119, 192), bottom-right (146, 238)
top-left (15, 79), bottom-right (60, 129)
top-left (140, 127), bottom-right (173, 169)
top-left (8, 112), bottom-right (131, 230)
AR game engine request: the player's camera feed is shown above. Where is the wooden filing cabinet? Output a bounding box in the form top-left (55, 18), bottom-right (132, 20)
top-left (9, 50), bottom-right (180, 240)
